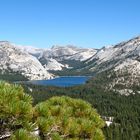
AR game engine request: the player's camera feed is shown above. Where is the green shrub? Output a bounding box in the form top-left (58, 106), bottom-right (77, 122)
top-left (10, 129), bottom-right (40, 140)
top-left (0, 81), bottom-right (36, 139)
top-left (35, 96), bottom-right (105, 140)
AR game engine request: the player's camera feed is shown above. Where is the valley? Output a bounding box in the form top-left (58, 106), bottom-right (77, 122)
top-left (1, 36), bottom-right (140, 95)
top-left (22, 71), bottom-right (140, 140)
top-left (0, 36), bottom-right (140, 140)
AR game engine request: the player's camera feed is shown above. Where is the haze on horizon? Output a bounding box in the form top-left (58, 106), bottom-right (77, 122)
top-left (0, 0), bottom-right (140, 49)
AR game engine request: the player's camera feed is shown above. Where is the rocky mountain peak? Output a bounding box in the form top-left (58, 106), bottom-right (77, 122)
top-left (0, 42), bottom-right (53, 80)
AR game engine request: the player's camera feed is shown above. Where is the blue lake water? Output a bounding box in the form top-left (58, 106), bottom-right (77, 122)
top-left (27, 76), bottom-right (90, 87)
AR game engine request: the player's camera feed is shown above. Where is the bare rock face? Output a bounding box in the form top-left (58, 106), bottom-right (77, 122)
top-left (0, 42), bottom-right (53, 80)
top-left (15, 44), bottom-right (98, 72)
top-left (49, 45), bottom-right (97, 61)
top-left (38, 45), bottom-right (97, 71)
top-left (86, 36), bottom-right (140, 95)
top-left (87, 36), bottom-right (140, 72)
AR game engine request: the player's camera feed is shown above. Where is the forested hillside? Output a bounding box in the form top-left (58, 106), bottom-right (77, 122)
top-left (0, 72), bottom-right (28, 82)
top-left (22, 71), bottom-right (140, 140)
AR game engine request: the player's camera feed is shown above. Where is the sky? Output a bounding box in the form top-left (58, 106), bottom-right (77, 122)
top-left (0, 0), bottom-right (140, 48)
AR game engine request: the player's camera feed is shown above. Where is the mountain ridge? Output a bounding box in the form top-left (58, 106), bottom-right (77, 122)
top-left (0, 35), bottom-right (140, 93)
top-left (0, 42), bottom-right (53, 80)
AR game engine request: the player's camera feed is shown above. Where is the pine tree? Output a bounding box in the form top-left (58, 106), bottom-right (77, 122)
top-left (0, 81), bottom-right (36, 139)
top-left (34, 96), bottom-right (105, 140)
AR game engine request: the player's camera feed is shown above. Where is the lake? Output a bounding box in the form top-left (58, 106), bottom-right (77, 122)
top-left (26, 76), bottom-right (90, 87)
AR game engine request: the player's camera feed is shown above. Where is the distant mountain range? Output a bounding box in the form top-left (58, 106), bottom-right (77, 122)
top-left (0, 42), bottom-right (97, 79)
top-left (0, 36), bottom-right (140, 94)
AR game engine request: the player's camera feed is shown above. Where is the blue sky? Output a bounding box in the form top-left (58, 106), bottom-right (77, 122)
top-left (0, 0), bottom-right (140, 48)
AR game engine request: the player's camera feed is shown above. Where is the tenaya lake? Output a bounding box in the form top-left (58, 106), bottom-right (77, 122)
top-left (26, 76), bottom-right (90, 87)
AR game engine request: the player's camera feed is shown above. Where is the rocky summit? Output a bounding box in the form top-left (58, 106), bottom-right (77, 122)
top-left (0, 42), bottom-right (53, 80)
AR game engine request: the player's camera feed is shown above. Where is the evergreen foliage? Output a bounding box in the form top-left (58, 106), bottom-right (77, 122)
top-left (10, 129), bottom-right (40, 140)
top-left (34, 96), bottom-right (105, 140)
top-left (0, 71), bottom-right (28, 82)
top-left (0, 81), bottom-right (105, 140)
top-left (0, 81), bottom-right (36, 139)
